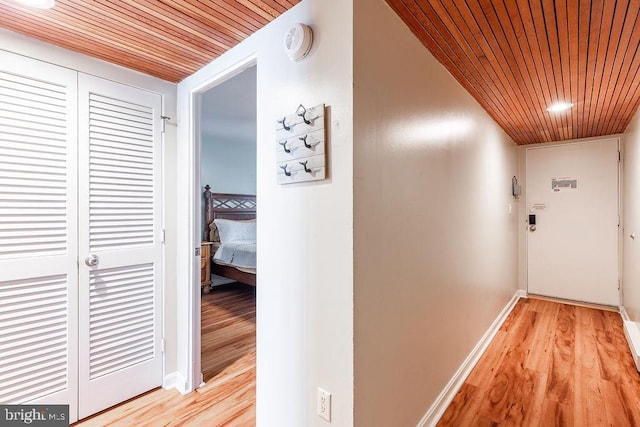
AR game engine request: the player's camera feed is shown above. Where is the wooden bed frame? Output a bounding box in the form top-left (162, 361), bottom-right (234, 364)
top-left (203, 185), bottom-right (256, 286)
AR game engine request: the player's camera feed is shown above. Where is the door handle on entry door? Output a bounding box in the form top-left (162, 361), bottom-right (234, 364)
top-left (529, 214), bottom-right (536, 232)
top-left (85, 254), bottom-right (99, 267)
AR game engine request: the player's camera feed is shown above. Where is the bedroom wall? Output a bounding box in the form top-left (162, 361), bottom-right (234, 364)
top-left (0, 29), bottom-right (180, 376)
top-left (200, 65), bottom-right (257, 196)
top-left (352, 1), bottom-right (519, 425)
top-left (200, 136), bottom-right (256, 238)
top-left (200, 138), bottom-right (256, 195)
top-left (177, 0), bottom-right (354, 425)
top-left (623, 109), bottom-right (640, 320)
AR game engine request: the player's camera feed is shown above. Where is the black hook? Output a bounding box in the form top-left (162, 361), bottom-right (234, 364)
top-left (278, 117), bottom-right (291, 131)
top-left (279, 140), bottom-right (291, 153)
top-left (299, 135), bottom-right (312, 149)
top-left (299, 161), bottom-right (312, 173)
top-left (280, 164), bottom-right (291, 176)
top-left (296, 104), bottom-right (312, 125)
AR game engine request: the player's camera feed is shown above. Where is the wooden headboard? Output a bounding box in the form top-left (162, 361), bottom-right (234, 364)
top-left (203, 185), bottom-right (256, 240)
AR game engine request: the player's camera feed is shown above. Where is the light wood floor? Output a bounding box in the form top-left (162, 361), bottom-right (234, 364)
top-left (438, 297), bottom-right (640, 426)
top-left (75, 283), bottom-right (256, 426)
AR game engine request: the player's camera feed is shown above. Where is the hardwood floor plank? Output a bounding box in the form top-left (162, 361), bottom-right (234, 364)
top-left (74, 283), bottom-right (256, 426)
top-left (545, 303), bottom-right (576, 405)
top-left (541, 398), bottom-right (574, 427)
top-left (502, 367), bottom-right (538, 425)
top-left (521, 371), bottom-right (548, 427)
top-left (499, 298), bottom-right (528, 332)
top-left (524, 299), bottom-right (559, 373)
top-left (480, 309), bottom-right (539, 423)
top-left (441, 298), bottom-right (640, 426)
top-left (438, 383), bottom-right (480, 425)
top-left (602, 379), bottom-right (640, 427)
top-left (573, 306), bottom-right (608, 426)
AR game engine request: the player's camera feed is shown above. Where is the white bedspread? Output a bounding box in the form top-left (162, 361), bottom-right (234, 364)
top-left (213, 241), bottom-right (256, 270)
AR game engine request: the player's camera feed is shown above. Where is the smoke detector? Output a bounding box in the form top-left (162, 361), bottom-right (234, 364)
top-left (284, 24), bottom-right (313, 62)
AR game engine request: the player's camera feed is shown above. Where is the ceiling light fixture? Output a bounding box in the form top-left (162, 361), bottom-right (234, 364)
top-left (546, 102), bottom-right (573, 113)
top-left (13, 0), bottom-right (55, 8)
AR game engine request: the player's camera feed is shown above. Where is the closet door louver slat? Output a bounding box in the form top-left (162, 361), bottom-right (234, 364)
top-left (78, 74), bottom-right (162, 419)
top-left (0, 51), bottom-right (78, 422)
top-left (0, 275), bottom-right (68, 403)
top-left (88, 264), bottom-right (155, 380)
top-left (0, 71), bottom-right (68, 259)
top-left (88, 94), bottom-right (155, 251)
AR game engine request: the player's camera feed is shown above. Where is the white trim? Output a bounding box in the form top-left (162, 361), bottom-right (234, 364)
top-left (162, 372), bottom-right (178, 390)
top-left (161, 372), bottom-right (189, 395)
top-left (417, 289), bottom-right (526, 427)
top-left (176, 54), bottom-right (257, 394)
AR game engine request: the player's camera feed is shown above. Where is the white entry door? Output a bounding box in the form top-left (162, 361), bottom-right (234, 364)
top-left (0, 51), bottom-right (79, 420)
top-left (526, 139), bottom-right (619, 306)
top-left (77, 75), bottom-right (163, 418)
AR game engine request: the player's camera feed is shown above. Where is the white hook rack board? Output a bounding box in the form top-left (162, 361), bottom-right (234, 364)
top-left (275, 103), bottom-right (326, 184)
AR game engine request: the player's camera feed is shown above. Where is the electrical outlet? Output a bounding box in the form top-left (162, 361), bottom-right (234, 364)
top-left (317, 388), bottom-right (331, 422)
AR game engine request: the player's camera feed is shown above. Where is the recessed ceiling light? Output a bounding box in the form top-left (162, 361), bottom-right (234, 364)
top-left (546, 102), bottom-right (574, 113)
top-left (13, 0), bottom-right (55, 8)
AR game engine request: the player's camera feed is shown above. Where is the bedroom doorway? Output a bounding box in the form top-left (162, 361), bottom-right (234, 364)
top-left (197, 64), bottom-right (257, 419)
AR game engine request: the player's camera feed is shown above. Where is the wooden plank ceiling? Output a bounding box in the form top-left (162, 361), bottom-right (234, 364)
top-left (1, 1), bottom-right (639, 145)
top-left (387, 0), bottom-right (640, 145)
top-left (0, 0), bottom-right (299, 83)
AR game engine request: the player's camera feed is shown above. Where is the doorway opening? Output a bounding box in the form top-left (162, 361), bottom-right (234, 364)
top-left (197, 64), bottom-right (257, 420)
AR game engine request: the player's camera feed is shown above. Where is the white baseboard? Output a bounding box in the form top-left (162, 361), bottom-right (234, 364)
top-left (164, 372), bottom-right (190, 395)
top-left (622, 314), bottom-right (640, 373)
top-left (620, 305), bottom-right (630, 322)
top-left (162, 372), bottom-right (178, 390)
top-left (620, 306), bottom-right (640, 371)
top-left (417, 289), bottom-right (526, 427)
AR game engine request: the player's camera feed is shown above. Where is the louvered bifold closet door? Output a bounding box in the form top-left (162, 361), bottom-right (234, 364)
top-left (0, 51), bottom-right (78, 420)
top-left (77, 74), bottom-right (163, 419)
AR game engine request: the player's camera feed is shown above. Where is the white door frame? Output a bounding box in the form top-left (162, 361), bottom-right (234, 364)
top-left (175, 55), bottom-right (257, 393)
top-left (524, 137), bottom-right (623, 306)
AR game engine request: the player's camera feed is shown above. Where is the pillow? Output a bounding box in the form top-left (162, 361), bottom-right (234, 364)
top-left (213, 219), bottom-right (256, 243)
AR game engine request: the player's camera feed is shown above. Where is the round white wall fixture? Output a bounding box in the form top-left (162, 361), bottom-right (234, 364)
top-left (284, 24), bottom-right (313, 62)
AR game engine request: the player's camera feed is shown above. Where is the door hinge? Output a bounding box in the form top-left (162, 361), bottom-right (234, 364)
top-left (161, 229), bottom-right (166, 243)
top-left (619, 151), bottom-right (621, 162)
top-left (195, 247), bottom-right (201, 256)
top-left (161, 338), bottom-right (166, 353)
top-left (160, 115), bottom-right (171, 133)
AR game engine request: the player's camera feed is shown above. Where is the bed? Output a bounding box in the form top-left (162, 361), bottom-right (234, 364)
top-left (203, 185), bottom-right (256, 287)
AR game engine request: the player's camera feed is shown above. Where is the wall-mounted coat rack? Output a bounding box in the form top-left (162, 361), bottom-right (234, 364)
top-left (275, 103), bottom-right (326, 184)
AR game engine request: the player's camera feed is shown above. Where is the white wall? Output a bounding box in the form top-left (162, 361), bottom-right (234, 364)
top-left (353, 1), bottom-right (519, 425)
top-left (176, 0), bottom-right (354, 425)
top-left (0, 29), bottom-right (180, 376)
top-left (624, 110), bottom-right (640, 319)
